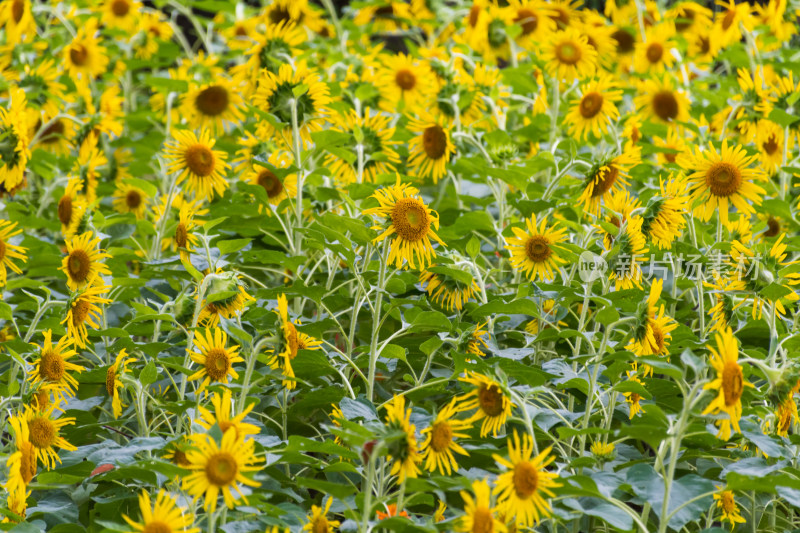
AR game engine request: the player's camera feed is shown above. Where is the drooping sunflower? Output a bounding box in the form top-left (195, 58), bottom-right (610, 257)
top-left (182, 431), bottom-right (261, 513)
top-left (467, 323), bottom-right (490, 357)
top-left (106, 349), bottom-right (136, 419)
top-left (457, 479), bottom-right (507, 533)
top-left (606, 215), bottom-right (649, 290)
top-left (420, 399), bottom-right (471, 475)
top-left (456, 372), bottom-right (515, 437)
top-left (182, 79), bottom-right (245, 133)
top-left (270, 293), bottom-right (322, 390)
top-left (383, 394), bottom-right (421, 482)
top-left (623, 370), bottom-right (645, 418)
top-left (188, 328), bottom-right (244, 392)
top-left (627, 279), bottom-right (677, 375)
top-left (63, 19), bottom-right (109, 81)
top-left (634, 22), bottom-right (676, 74)
top-left (493, 431), bottom-right (561, 528)
top-left (32, 113), bottom-right (76, 156)
top-left (28, 330), bottom-right (83, 398)
top-left (236, 21), bottom-right (306, 89)
top-left (542, 27), bottom-right (597, 81)
top-left (577, 147), bottom-right (641, 215)
top-left (162, 204), bottom-right (201, 261)
top-left (419, 264), bottom-right (479, 312)
top-left (325, 110), bottom-right (400, 185)
top-left (69, 137), bottom-right (107, 205)
top-left (0, 87), bottom-right (31, 191)
top-left (242, 151), bottom-right (297, 210)
top-left (196, 388), bottom-right (260, 440)
top-left (634, 76), bottom-right (691, 125)
top-left (302, 498), bottom-right (340, 533)
top-left (640, 173), bottom-right (690, 250)
top-left (678, 140), bottom-right (766, 226)
top-left (61, 231), bottom-right (112, 291)
top-left (505, 213), bottom-right (568, 282)
top-left (375, 53), bottom-right (436, 113)
top-left (63, 282), bottom-right (112, 349)
top-left (164, 129), bottom-right (230, 201)
top-left (565, 75), bottom-right (622, 140)
top-left (4, 414), bottom-right (37, 498)
top-left (112, 183), bottom-right (149, 219)
top-left (702, 328), bottom-right (754, 440)
top-left (470, 4), bottom-right (515, 65)
top-left (406, 112), bottom-right (456, 184)
top-left (134, 11), bottom-right (174, 59)
top-left (714, 489), bottom-right (746, 529)
top-left (122, 489), bottom-right (200, 533)
top-left (197, 271), bottom-right (255, 327)
top-left (24, 405), bottom-right (77, 470)
top-left (756, 119), bottom-right (784, 174)
top-left (0, 220), bottom-right (27, 288)
top-left (363, 178), bottom-right (446, 270)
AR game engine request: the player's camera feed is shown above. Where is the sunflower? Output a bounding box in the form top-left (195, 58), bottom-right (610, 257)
top-left (668, 1), bottom-right (713, 35)
top-left (112, 183), bottom-right (149, 219)
top-left (756, 120), bottom-right (784, 174)
top-left (702, 328), bottom-right (754, 440)
top-left (467, 323), bottom-right (490, 357)
top-left (242, 151), bottom-right (298, 210)
top-left (627, 279), bottom-right (677, 375)
top-left (163, 437), bottom-right (193, 468)
top-left (183, 430), bottom-right (261, 513)
top-left (652, 128), bottom-right (687, 166)
top-left (383, 394), bottom-right (421, 482)
top-left (606, 215), bottom-right (649, 290)
top-left (4, 414), bottom-right (37, 497)
top-left (590, 441), bottom-right (615, 461)
top-left (122, 489), bottom-right (200, 533)
top-left (164, 129), bottom-right (230, 201)
top-left (325, 110), bottom-right (400, 185)
top-left (162, 204), bottom-right (201, 261)
top-left (469, 4), bottom-right (514, 65)
top-left (303, 498), bottom-right (340, 533)
top-left (641, 173), bottom-right (690, 250)
top-left (134, 11), bottom-right (174, 59)
top-left (0, 87), bottom-right (31, 191)
top-left (578, 148), bottom-right (641, 215)
top-left (634, 76), bottom-right (690, 125)
top-left (634, 22), bottom-right (676, 74)
top-left (508, 0), bottom-right (556, 50)
top-left (236, 20), bottom-right (305, 90)
top-left (687, 30), bottom-right (720, 66)
top-left (623, 370), bottom-right (644, 418)
top-left (61, 231), bottom-right (111, 291)
top-left (253, 63), bottom-right (331, 149)
top-left (106, 349), bottom-right (136, 419)
top-left (419, 264), bottom-right (479, 312)
top-left (0, 219), bottom-right (27, 288)
top-left (32, 113), bottom-right (76, 156)
top-left (63, 19), bottom-right (109, 81)
top-left (28, 329), bottom-right (83, 398)
top-left (505, 213), bottom-right (568, 282)
top-left (363, 178), bottom-right (446, 270)
top-left (188, 328), bottom-right (244, 392)
top-left (493, 430), bottom-right (561, 528)
top-left (714, 489), bottom-right (746, 529)
top-left (196, 388), bottom-right (260, 440)
top-left (678, 140), bottom-right (766, 226)
top-left (24, 405), bottom-right (76, 470)
top-left (565, 75), bottom-right (622, 140)
top-left (182, 79), bottom-right (245, 133)
top-left (197, 270), bottom-right (255, 327)
top-left (726, 215), bottom-right (753, 244)
top-left (525, 300), bottom-right (565, 335)
top-left (406, 112), bottom-right (456, 184)
top-left (578, 13), bottom-right (617, 69)
top-left (262, 0), bottom-right (326, 34)
top-left (375, 53), bottom-right (436, 113)
top-left (456, 372), bottom-right (515, 437)
top-left (420, 399), bottom-right (471, 475)
top-left (542, 27), bottom-right (597, 81)
top-left (0, 0), bottom-right (35, 44)
top-left (63, 282), bottom-right (112, 349)
top-left (457, 480), bottom-right (506, 533)
top-left (714, 0), bottom-right (753, 48)
top-left (353, 1), bottom-right (414, 32)
top-left (270, 293), bottom-right (322, 390)
top-left (705, 273), bottom-right (742, 333)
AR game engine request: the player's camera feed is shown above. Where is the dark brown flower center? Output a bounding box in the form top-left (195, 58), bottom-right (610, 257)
top-left (111, 0), bottom-right (130, 17)
top-left (204, 348), bottom-right (231, 381)
top-left (514, 8), bottom-right (538, 35)
top-left (195, 86), bottom-right (230, 117)
top-left (612, 29), bottom-right (635, 54)
top-left (430, 422), bottom-right (453, 452)
top-left (257, 170), bottom-right (283, 198)
top-left (185, 145), bottom-right (215, 177)
top-left (70, 45), bottom-right (89, 66)
top-left (764, 217), bottom-right (780, 237)
top-left (763, 135), bottom-right (779, 155)
top-left (39, 350), bottom-right (65, 382)
top-left (175, 223), bottom-right (188, 248)
top-left (478, 384), bottom-right (504, 416)
top-left (646, 42), bottom-right (663, 63)
top-left (67, 249), bottom-right (92, 283)
top-left (12, 0), bottom-right (24, 23)
top-left (579, 92), bottom-right (603, 118)
top-left (126, 190), bottom-right (142, 209)
top-left (591, 166), bottom-right (619, 197)
top-left (390, 198), bottom-right (430, 242)
top-left (205, 452), bottom-right (238, 486)
top-left (525, 235), bottom-right (552, 263)
top-left (28, 417), bottom-right (56, 449)
top-left (472, 508), bottom-right (495, 533)
top-left (422, 125), bottom-right (448, 160)
top-left (20, 443), bottom-right (36, 483)
top-left (468, 5), bottom-right (480, 27)
top-left (106, 366), bottom-right (116, 397)
top-left (39, 120), bottom-right (65, 144)
top-left (722, 9), bottom-right (736, 30)
top-left (513, 461), bottom-right (539, 498)
top-left (722, 361), bottom-right (743, 406)
top-left (58, 195), bottom-right (73, 226)
top-left (652, 91), bottom-right (679, 121)
top-left (72, 299), bottom-right (92, 325)
top-left (705, 162), bottom-right (742, 197)
top-left (555, 40), bottom-right (581, 65)
top-left (395, 69), bottom-right (417, 91)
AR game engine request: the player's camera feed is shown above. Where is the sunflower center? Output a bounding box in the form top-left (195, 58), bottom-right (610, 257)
top-left (555, 41), bottom-right (581, 65)
top-left (257, 170), bottom-right (283, 198)
top-left (205, 348), bottom-right (231, 381)
top-left (722, 361), bottom-right (743, 406)
top-left (313, 517), bottom-right (329, 533)
top-left (70, 45), bottom-right (89, 67)
top-left (764, 217), bottom-right (780, 237)
top-left (705, 162), bottom-right (742, 197)
top-left (67, 249), bottom-right (92, 283)
top-left (763, 135), bottom-right (779, 155)
top-left (206, 452), bottom-right (238, 486)
top-left (184, 145), bottom-right (216, 177)
top-left (39, 350), bottom-right (65, 382)
top-left (631, 392), bottom-right (641, 403)
top-left (142, 522), bottom-right (172, 533)
top-left (28, 417), bottom-right (56, 449)
top-left (34, 390), bottom-right (50, 411)
top-left (175, 223), bottom-right (188, 248)
top-left (721, 492), bottom-right (736, 512)
top-left (525, 235), bottom-right (552, 263)
top-left (171, 449), bottom-right (189, 466)
top-left (550, 7), bottom-right (569, 27)
top-left (395, 69), bottom-right (417, 91)
top-left (652, 91), bottom-right (679, 121)
top-left (12, 0), bottom-right (23, 23)
top-left (472, 508), bottom-right (495, 533)
top-left (722, 9), bottom-right (735, 30)
top-left (422, 125), bottom-right (448, 160)
top-left (285, 322), bottom-right (300, 358)
top-left (390, 198), bottom-right (430, 242)
top-left (268, 6), bottom-right (291, 24)
top-left (111, 0), bottom-right (130, 16)
top-left (675, 8), bottom-right (695, 32)
top-left (126, 190), bottom-right (142, 209)
top-left (39, 120), bottom-right (65, 144)
top-left (478, 384), bottom-right (504, 416)
top-left (0, 239), bottom-right (6, 262)
top-left (612, 29), bottom-right (635, 53)
top-left (430, 422), bottom-right (453, 452)
top-left (195, 85), bottom-right (230, 117)
top-left (20, 443), bottom-right (36, 484)
top-left (219, 420), bottom-right (233, 433)
top-left (234, 24), bottom-right (248, 37)
top-left (646, 42), bottom-right (663, 63)
top-left (579, 92), bottom-right (604, 118)
top-left (468, 5), bottom-right (480, 27)
top-left (514, 8), bottom-right (538, 35)
top-left (513, 461), bottom-right (539, 499)
top-left (651, 326), bottom-right (665, 354)
top-left (58, 195), bottom-right (73, 226)
top-left (591, 166), bottom-right (619, 197)
top-left (72, 299), bottom-right (91, 325)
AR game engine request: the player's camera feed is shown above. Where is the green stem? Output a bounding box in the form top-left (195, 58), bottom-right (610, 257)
top-left (367, 241), bottom-right (390, 402)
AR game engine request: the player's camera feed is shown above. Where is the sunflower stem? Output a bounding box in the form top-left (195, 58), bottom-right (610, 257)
top-left (289, 97), bottom-right (304, 265)
top-left (367, 240), bottom-right (390, 402)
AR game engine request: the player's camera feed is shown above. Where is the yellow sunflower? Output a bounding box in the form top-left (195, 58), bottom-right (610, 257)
top-left (196, 388), bottom-right (260, 440)
top-left (641, 173), bottom-right (690, 250)
top-left (70, 137), bottom-right (107, 205)
top-left (714, 489), bottom-right (746, 529)
top-left (542, 27), bottom-right (597, 81)
top-left (122, 489), bottom-right (200, 533)
top-left (236, 20), bottom-right (306, 89)
top-left (467, 322), bottom-right (490, 357)
top-left (164, 129), bottom-right (230, 201)
top-left (577, 147), bottom-right (641, 215)
top-left (134, 11), bottom-right (174, 59)
top-left (606, 215), bottom-right (649, 290)
top-left (28, 330), bottom-right (83, 398)
top-left (63, 282), bottom-right (112, 349)
top-left (702, 328), bottom-right (754, 440)
top-left (63, 19), bottom-right (109, 81)
top-left (162, 204), bottom-right (201, 261)
top-left (197, 271), bottom-right (255, 327)
top-left (756, 119), bottom-right (784, 174)
top-left (363, 178), bottom-right (446, 270)
top-left (493, 431), bottom-right (561, 527)
top-left (112, 183), bottom-right (149, 219)
top-left (508, 0), bottom-right (556, 50)
top-left (505, 213), bottom-right (568, 281)
top-left (24, 405), bottom-right (76, 470)
top-left (457, 479), bottom-right (507, 533)
top-left (565, 75), bottom-right (623, 140)
top-left (242, 151), bottom-right (298, 210)
top-left (669, 1), bottom-right (713, 35)
top-left (634, 76), bottom-right (691, 125)
top-left (302, 498), bottom-right (340, 533)
top-left (623, 371), bottom-right (644, 419)
top-left (383, 394), bottom-right (421, 482)
top-left (188, 327), bottom-right (244, 392)
top-left (420, 399), bottom-right (471, 475)
top-left (183, 430), bottom-right (261, 512)
top-left (61, 231), bottom-right (111, 291)
top-left (0, 219), bottom-right (27, 288)
top-left (270, 293), bottom-right (323, 390)
top-left (652, 127), bottom-right (687, 166)
top-left (456, 372), bottom-right (515, 437)
top-left (0, 87), bottom-right (31, 191)
top-left (106, 349), bottom-right (137, 419)
top-left (406, 112), bottom-right (456, 184)
top-left (101, 0), bottom-right (142, 31)
top-left (627, 279), bottom-right (678, 375)
top-left (0, 0), bottom-right (35, 44)
top-left (634, 22), bottom-right (677, 74)
top-left (419, 264), bottom-right (479, 312)
top-left (714, 0), bottom-right (753, 48)
top-left (262, 0), bottom-right (326, 34)
top-left (375, 53), bottom-right (436, 113)
top-left (352, 1), bottom-right (413, 32)
top-left (4, 414), bottom-right (37, 497)
top-left (32, 113), bottom-right (76, 156)
top-left (324, 110), bottom-right (400, 185)
top-left (678, 140), bottom-right (766, 226)
top-left (182, 79), bottom-right (245, 133)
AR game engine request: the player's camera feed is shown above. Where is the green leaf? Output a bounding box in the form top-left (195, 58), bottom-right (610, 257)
top-left (382, 344), bottom-right (407, 362)
top-left (139, 360), bottom-right (158, 387)
top-left (217, 238), bottom-right (252, 255)
top-left (768, 108), bottom-right (800, 128)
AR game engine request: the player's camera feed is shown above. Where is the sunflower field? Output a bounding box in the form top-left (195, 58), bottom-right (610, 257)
top-left (3, 0), bottom-right (800, 532)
